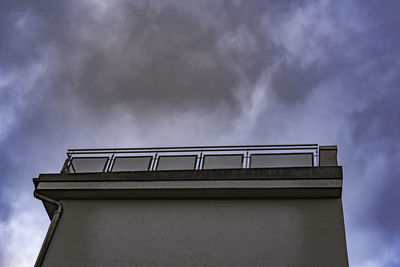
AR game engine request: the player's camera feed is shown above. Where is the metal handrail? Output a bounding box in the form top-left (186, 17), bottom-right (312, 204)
top-left (62, 144), bottom-right (319, 173)
top-left (68, 144), bottom-right (318, 153)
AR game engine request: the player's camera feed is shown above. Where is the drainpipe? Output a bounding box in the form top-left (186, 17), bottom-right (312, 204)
top-left (33, 190), bottom-right (63, 267)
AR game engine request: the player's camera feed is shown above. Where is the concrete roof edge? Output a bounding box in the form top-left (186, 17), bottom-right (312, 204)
top-left (36, 167), bottom-right (342, 182)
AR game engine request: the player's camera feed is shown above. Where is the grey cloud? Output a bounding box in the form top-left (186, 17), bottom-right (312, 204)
top-left (44, 4), bottom-right (242, 113)
top-left (350, 88), bottom-right (400, 240)
top-left (0, 0), bottom-right (355, 197)
top-left (271, 61), bottom-right (328, 103)
top-left (32, 0), bottom-right (323, 119)
top-left (0, 0), bottom-right (333, 223)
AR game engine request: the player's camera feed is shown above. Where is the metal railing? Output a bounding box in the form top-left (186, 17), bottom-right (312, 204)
top-left (61, 144), bottom-right (319, 173)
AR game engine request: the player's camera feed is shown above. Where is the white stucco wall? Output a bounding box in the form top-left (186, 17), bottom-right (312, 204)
top-left (43, 198), bottom-right (348, 267)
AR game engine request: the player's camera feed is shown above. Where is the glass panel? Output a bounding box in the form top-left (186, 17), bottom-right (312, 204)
top-left (70, 157), bottom-right (108, 173)
top-left (112, 156), bottom-right (152, 172)
top-left (156, 155), bottom-right (197, 170)
top-left (202, 155), bottom-right (243, 169)
top-left (250, 153), bottom-right (313, 168)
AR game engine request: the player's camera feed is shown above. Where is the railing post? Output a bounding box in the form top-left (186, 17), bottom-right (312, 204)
top-left (61, 154), bottom-right (72, 173)
top-left (197, 152), bottom-right (203, 170)
top-left (106, 154), bottom-right (115, 172)
top-left (151, 153), bottom-right (159, 171)
top-left (319, 146), bottom-right (338, 166)
top-left (245, 150), bottom-right (249, 168)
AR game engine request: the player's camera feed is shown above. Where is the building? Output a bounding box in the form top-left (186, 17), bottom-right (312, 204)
top-left (33, 144), bottom-right (348, 266)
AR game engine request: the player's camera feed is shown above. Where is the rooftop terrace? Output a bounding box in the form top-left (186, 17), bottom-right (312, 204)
top-left (35, 144), bottom-right (342, 217)
top-left (61, 144), bottom-right (338, 174)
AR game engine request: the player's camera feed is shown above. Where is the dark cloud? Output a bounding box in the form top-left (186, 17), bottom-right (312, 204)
top-left (0, 0), bottom-right (304, 217)
top-left (350, 87), bottom-right (400, 239)
top-left (271, 61), bottom-right (327, 103)
top-left (20, 0), bottom-right (328, 120)
top-left (344, 0), bottom-right (400, 246)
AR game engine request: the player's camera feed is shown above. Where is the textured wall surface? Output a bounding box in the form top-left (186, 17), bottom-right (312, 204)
top-left (43, 198), bottom-right (348, 267)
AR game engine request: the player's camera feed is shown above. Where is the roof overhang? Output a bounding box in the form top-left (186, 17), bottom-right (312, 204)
top-left (34, 166), bottom-right (342, 218)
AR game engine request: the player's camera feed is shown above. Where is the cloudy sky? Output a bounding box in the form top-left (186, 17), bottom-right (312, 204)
top-left (0, 0), bottom-right (399, 266)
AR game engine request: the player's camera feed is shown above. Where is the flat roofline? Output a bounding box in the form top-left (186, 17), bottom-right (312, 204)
top-left (37, 166), bottom-right (342, 182)
top-left (36, 179), bottom-right (342, 200)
